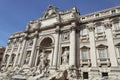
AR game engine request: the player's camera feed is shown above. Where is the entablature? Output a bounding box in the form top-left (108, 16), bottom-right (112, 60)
top-left (80, 6), bottom-right (120, 23)
top-left (26, 6), bottom-right (80, 32)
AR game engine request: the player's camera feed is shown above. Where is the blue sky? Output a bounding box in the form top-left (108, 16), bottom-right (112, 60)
top-left (0, 0), bottom-right (120, 47)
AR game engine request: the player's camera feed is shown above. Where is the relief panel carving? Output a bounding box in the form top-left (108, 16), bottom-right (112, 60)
top-left (62, 31), bottom-right (70, 41)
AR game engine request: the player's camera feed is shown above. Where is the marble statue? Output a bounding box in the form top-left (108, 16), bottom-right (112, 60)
top-left (44, 5), bottom-right (58, 18)
top-left (1, 65), bottom-right (7, 72)
top-left (62, 48), bottom-right (69, 65)
top-left (25, 53), bottom-right (30, 64)
top-left (38, 50), bottom-right (50, 76)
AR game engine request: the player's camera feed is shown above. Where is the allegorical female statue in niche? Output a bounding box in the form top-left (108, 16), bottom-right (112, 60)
top-left (62, 48), bottom-right (69, 65)
top-left (38, 50), bottom-right (50, 74)
top-left (25, 53), bottom-right (30, 64)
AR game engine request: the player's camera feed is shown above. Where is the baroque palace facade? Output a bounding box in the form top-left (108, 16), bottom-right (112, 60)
top-left (1, 6), bottom-right (120, 80)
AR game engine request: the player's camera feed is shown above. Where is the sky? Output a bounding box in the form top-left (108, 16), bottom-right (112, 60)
top-left (0, 0), bottom-right (120, 47)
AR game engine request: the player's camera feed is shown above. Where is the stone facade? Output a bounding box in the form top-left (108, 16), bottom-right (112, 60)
top-left (0, 47), bottom-right (5, 67)
top-left (1, 6), bottom-right (120, 80)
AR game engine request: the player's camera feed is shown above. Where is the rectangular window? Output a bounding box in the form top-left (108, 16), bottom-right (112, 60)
top-left (11, 54), bottom-right (16, 63)
top-left (82, 49), bottom-right (88, 60)
top-left (102, 72), bottom-right (108, 79)
top-left (5, 55), bottom-right (9, 63)
top-left (95, 14), bottom-right (99, 17)
top-left (83, 72), bottom-right (88, 79)
top-left (111, 10), bottom-right (116, 14)
top-left (114, 22), bottom-right (120, 31)
top-left (96, 26), bottom-right (104, 33)
top-left (80, 29), bottom-right (88, 36)
top-left (98, 48), bottom-right (106, 59)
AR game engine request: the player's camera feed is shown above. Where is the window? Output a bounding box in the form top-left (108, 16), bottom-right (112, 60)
top-left (113, 22), bottom-right (120, 31)
top-left (81, 46), bottom-right (90, 60)
top-left (11, 54), bottom-right (16, 63)
top-left (111, 10), bottom-right (116, 14)
top-left (5, 55), bottom-right (8, 62)
top-left (80, 28), bottom-right (88, 36)
top-left (98, 48), bottom-right (107, 59)
top-left (95, 14), bottom-right (99, 17)
top-left (83, 72), bottom-right (88, 79)
top-left (96, 26), bottom-right (104, 33)
top-left (82, 17), bottom-right (85, 20)
top-left (82, 49), bottom-right (88, 60)
top-left (102, 72), bottom-right (108, 79)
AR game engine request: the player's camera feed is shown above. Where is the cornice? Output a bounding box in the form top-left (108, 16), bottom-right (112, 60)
top-left (80, 13), bottom-right (120, 24)
top-left (81, 6), bottom-right (120, 18)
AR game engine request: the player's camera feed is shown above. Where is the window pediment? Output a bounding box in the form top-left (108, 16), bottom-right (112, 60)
top-left (111, 18), bottom-right (120, 23)
top-left (96, 44), bottom-right (108, 48)
top-left (81, 46), bottom-right (90, 49)
top-left (94, 22), bottom-right (103, 26)
top-left (115, 43), bottom-right (120, 47)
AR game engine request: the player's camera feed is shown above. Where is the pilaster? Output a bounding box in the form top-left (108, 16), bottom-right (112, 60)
top-left (18, 35), bottom-right (27, 66)
top-left (88, 23), bottom-right (97, 67)
top-left (13, 40), bottom-right (21, 67)
top-left (6, 41), bottom-right (15, 67)
top-left (34, 47), bottom-right (40, 66)
top-left (104, 22), bottom-right (118, 67)
top-left (29, 31), bottom-right (38, 67)
top-left (2, 41), bottom-right (9, 65)
top-left (69, 22), bottom-right (76, 67)
top-left (53, 26), bottom-right (60, 68)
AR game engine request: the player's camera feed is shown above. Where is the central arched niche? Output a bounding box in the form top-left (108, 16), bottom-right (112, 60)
top-left (38, 36), bottom-right (54, 66)
top-left (40, 37), bottom-right (53, 48)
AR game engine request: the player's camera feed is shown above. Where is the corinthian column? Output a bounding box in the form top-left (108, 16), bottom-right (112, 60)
top-left (69, 22), bottom-right (76, 66)
top-left (18, 35), bottom-right (27, 66)
top-left (88, 23), bottom-right (97, 67)
top-left (104, 22), bottom-right (118, 67)
top-left (53, 26), bottom-right (60, 68)
top-left (6, 41), bottom-right (15, 67)
top-left (2, 41), bottom-right (9, 65)
top-left (29, 31), bottom-right (38, 67)
top-left (34, 47), bottom-right (40, 66)
top-left (13, 41), bottom-right (21, 67)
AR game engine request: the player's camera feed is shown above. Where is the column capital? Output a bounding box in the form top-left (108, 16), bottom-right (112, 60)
top-left (56, 13), bottom-right (61, 23)
top-left (7, 39), bottom-right (12, 45)
top-left (23, 33), bottom-right (28, 40)
top-left (20, 36), bottom-right (27, 42)
top-left (19, 38), bottom-right (24, 43)
top-left (34, 31), bottom-right (39, 38)
top-left (87, 23), bottom-right (95, 32)
top-left (88, 26), bottom-right (95, 32)
top-left (55, 25), bottom-right (60, 33)
top-left (70, 22), bottom-right (77, 31)
top-left (29, 31), bottom-right (39, 39)
top-left (71, 22), bottom-right (76, 26)
top-left (104, 23), bottom-right (112, 29)
top-left (36, 46), bottom-right (40, 50)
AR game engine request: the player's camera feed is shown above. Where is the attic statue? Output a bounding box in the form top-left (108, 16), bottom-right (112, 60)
top-left (44, 5), bottom-right (58, 18)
